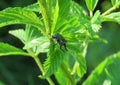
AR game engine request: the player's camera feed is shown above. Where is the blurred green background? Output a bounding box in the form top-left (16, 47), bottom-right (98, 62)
top-left (0, 0), bottom-right (120, 85)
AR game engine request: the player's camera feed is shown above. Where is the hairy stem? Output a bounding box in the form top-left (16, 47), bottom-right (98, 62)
top-left (34, 55), bottom-right (55, 85)
top-left (27, 49), bottom-right (54, 85)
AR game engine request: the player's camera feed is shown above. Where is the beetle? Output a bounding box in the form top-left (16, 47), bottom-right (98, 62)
top-left (52, 33), bottom-right (68, 51)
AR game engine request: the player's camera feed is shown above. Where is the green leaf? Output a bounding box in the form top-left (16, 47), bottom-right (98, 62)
top-left (24, 25), bottom-right (49, 52)
top-left (68, 1), bottom-right (90, 34)
top-left (0, 42), bottom-right (28, 56)
top-left (70, 1), bottom-right (89, 23)
top-left (24, 36), bottom-right (49, 53)
top-left (83, 52), bottom-right (120, 85)
top-left (101, 12), bottom-right (120, 24)
top-left (43, 40), bottom-right (67, 77)
top-left (55, 1), bottom-right (89, 34)
top-left (51, 0), bottom-right (59, 33)
top-left (67, 42), bottom-right (87, 77)
top-left (58, 0), bottom-right (70, 18)
top-left (9, 25), bottom-right (49, 53)
top-left (70, 1), bottom-right (85, 16)
top-left (24, 25), bottom-right (42, 43)
top-left (24, 3), bottom-right (40, 12)
top-left (23, 25), bottom-right (48, 53)
top-left (51, 1), bottom-right (88, 35)
top-left (43, 0), bottom-right (88, 78)
top-left (0, 7), bottom-right (44, 32)
top-left (52, 0), bottom-right (71, 33)
top-left (85, 0), bottom-right (98, 11)
top-left (111, 0), bottom-right (120, 6)
top-left (76, 53), bottom-right (87, 77)
top-left (55, 68), bottom-right (68, 85)
top-left (9, 29), bottom-right (25, 44)
top-left (44, 31), bottom-right (87, 78)
top-left (61, 33), bottom-right (87, 77)
top-left (91, 10), bottom-right (101, 32)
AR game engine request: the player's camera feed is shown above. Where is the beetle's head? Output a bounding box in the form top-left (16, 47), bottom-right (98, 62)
top-left (52, 33), bottom-right (61, 39)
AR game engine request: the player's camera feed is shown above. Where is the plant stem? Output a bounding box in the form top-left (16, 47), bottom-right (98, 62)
top-left (34, 56), bottom-right (55, 85)
top-left (34, 56), bottom-right (44, 73)
top-left (90, 11), bottom-right (93, 17)
top-left (101, 2), bottom-right (120, 16)
top-left (27, 49), bottom-right (54, 85)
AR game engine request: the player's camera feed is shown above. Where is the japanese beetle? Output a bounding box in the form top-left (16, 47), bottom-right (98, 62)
top-left (52, 33), bottom-right (68, 51)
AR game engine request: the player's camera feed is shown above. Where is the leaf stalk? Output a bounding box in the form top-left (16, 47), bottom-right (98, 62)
top-left (102, 2), bottom-right (120, 16)
top-left (34, 55), bottom-right (55, 85)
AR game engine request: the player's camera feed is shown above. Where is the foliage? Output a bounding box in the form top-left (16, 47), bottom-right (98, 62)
top-left (83, 52), bottom-right (120, 85)
top-left (0, 0), bottom-right (120, 85)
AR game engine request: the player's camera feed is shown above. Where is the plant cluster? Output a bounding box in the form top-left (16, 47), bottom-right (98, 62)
top-left (0, 0), bottom-right (120, 85)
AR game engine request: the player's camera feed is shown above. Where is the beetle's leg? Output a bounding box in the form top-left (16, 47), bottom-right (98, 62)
top-left (60, 45), bottom-right (62, 50)
top-left (63, 44), bottom-right (68, 51)
top-left (60, 44), bottom-right (68, 51)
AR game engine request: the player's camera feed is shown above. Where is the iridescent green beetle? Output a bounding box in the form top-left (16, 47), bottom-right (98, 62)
top-left (52, 33), bottom-right (68, 51)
